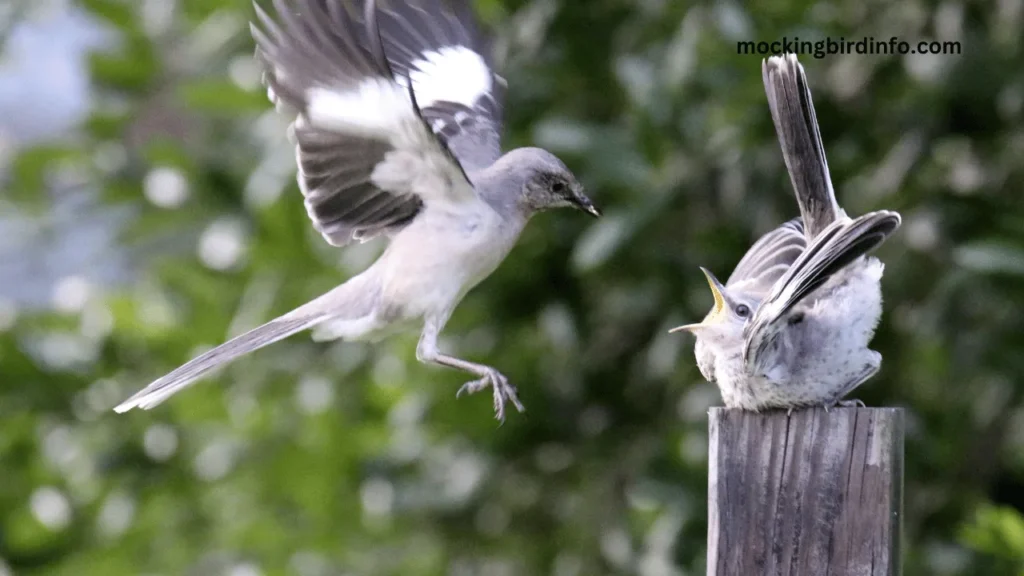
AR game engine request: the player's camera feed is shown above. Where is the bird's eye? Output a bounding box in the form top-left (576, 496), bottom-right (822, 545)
top-left (551, 181), bottom-right (566, 193)
top-left (735, 304), bottom-right (751, 318)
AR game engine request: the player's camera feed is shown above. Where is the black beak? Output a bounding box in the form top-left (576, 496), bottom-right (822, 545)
top-left (573, 190), bottom-right (601, 218)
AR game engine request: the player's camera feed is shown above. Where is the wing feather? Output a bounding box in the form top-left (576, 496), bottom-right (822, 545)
top-left (252, 0), bottom-right (501, 246)
top-left (743, 211), bottom-right (902, 368)
top-left (727, 218), bottom-right (807, 298)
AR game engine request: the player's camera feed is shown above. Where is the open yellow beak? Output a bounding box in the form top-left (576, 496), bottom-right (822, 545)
top-left (669, 267), bottom-right (727, 333)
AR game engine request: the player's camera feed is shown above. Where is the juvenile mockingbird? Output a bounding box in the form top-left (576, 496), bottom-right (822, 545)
top-left (670, 54), bottom-right (901, 411)
top-left (115, 0), bottom-right (600, 421)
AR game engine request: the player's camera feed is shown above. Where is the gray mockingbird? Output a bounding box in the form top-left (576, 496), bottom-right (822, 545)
top-left (115, 0), bottom-right (600, 421)
top-left (670, 53), bottom-right (900, 411)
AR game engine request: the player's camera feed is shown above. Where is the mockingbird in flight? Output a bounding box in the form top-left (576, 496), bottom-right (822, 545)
top-left (115, 0), bottom-right (600, 421)
top-left (670, 54), bottom-right (900, 411)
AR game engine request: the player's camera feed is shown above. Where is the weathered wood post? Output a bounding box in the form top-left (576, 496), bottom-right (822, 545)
top-left (707, 407), bottom-right (904, 575)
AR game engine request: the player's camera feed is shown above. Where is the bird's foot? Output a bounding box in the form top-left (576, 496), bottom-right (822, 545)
top-left (822, 398), bottom-right (866, 412)
top-left (456, 368), bottom-right (525, 423)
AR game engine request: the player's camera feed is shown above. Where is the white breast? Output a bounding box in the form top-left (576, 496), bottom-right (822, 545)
top-left (377, 200), bottom-right (523, 321)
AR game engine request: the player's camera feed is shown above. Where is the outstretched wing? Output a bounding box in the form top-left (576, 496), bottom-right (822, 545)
top-left (726, 218), bottom-right (806, 299)
top-left (742, 211), bottom-right (902, 368)
top-left (252, 0), bottom-right (504, 246)
top-left (373, 0), bottom-right (505, 173)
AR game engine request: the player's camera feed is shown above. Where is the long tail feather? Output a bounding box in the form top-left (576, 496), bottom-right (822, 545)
top-left (763, 54), bottom-right (842, 239)
top-left (115, 267), bottom-right (382, 412)
top-left (113, 315), bottom-right (327, 412)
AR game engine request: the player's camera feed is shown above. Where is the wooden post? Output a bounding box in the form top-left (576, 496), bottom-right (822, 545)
top-left (707, 407), bottom-right (904, 576)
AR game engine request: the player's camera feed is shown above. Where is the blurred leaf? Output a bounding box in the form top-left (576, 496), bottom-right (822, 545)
top-left (5, 145), bottom-right (80, 201)
top-left (177, 81), bottom-right (268, 115)
top-left (87, 33), bottom-right (159, 92)
top-left (961, 503), bottom-right (1024, 565)
top-left (79, 0), bottom-right (136, 31)
top-left (83, 111), bottom-right (132, 141)
top-left (954, 240), bottom-right (1024, 276)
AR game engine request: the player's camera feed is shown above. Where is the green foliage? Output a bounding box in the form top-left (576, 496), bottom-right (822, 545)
top-left (961, 505), bottom-right (1024, 575)
top-left (2, 0), bottom-right (1024, 574)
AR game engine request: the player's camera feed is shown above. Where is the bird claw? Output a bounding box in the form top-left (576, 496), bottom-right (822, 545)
top-left (456, 369), bottom-right (525, 423)
top-left (822, 398), bottom-right (865, 412)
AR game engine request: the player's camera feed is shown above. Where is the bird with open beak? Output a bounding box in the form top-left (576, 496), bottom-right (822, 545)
top-left (670, 54), bottom-right (901, 411)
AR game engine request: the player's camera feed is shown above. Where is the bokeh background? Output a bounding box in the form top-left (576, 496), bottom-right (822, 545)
top-left (1, 0), bottom-right (1023, 574)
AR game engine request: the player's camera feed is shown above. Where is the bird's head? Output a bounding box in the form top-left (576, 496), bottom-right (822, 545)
top-left (670, 267), bottom-right (758, 345)
top-left (511, 148), bottom-right (600, 218)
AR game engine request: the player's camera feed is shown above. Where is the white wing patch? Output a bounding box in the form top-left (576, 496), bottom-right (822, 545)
top-left (306, 80), bottom-right (416, 138)
top-left (370, 124), bottom-right (474, 205)
top-left (302, 78), bottom-right (474, 207)
top-left (400, 46), bottom-right (492, 108)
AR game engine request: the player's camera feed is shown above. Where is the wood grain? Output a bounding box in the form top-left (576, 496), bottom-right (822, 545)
top-left (707, 407), bottom-right (903, 576)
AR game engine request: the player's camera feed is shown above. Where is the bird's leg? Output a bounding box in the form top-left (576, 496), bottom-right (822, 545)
top-left (822, 398), bottom-right (865, 412)
top-left (416, 317), bottom-right (524, 422)
top-left (822, 354), bottom-right (880, 410)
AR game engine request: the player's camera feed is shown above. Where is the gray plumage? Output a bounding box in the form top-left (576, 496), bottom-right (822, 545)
top-left (761, 54), bottom-right (841, 239)
top-left (115, 0), bottom-right (599, 421)
top-left (671, 54), bottom-right (901, 411)
top-left (725, 218), bottom-right (806, 297)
